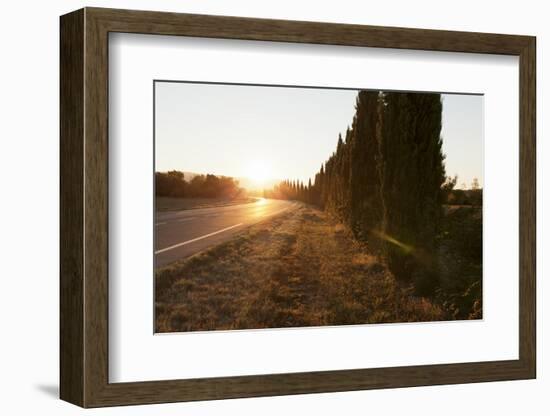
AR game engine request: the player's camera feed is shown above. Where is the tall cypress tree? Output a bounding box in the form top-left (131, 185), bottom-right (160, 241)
top-left (378, 92), bottom-right (445, 294)
top-left (348, 91), bottom-right (382, 240)
top-left (315, 164), bottom-right (325, 208)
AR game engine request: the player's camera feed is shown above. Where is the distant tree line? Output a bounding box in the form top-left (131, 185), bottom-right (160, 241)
top-left (156, 171), bottom-right (243, 199)
top-left (267, 91), bottom-right (453, 295)
top-left (264, 179), bottom-right (312, 202)
top-left (442, 175), bottom-right (483, 206)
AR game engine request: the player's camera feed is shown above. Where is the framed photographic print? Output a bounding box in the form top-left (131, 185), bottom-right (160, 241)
top-left (60, 7), bottom-right (536, 408)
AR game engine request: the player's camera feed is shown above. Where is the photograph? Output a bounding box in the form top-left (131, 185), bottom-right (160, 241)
top-left (153, 81), bottom-right (483, 333)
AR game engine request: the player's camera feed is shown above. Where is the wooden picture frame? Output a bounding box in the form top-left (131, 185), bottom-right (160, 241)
top-left (60, 7), bottom-right (536, 408)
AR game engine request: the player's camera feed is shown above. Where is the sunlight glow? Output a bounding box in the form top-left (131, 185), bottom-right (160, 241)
top-left (372, 230), bottom-right (414, 254)
top-left (246, 160), bottom-right (273, 186)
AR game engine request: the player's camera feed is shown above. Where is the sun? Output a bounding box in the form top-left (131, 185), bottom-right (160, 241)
top-left (246, 160), bottom-right (272, 186)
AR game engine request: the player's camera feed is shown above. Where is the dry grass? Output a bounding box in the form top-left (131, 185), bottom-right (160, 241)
top-left (156, 196), bottom-right (257, 212)
top-left (155, 206), bottom-right (447, 333)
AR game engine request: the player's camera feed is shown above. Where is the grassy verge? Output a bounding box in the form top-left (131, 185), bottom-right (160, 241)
top-left (155, 206), bottom-right (447, 333)
top-left (436, 205), bottom-right (482, 319)
top-left (156, 196), bottom-right (257, 212)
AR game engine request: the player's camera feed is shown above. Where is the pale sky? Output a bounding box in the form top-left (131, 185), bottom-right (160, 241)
top-left (155, 81), bottom-right (483, 189)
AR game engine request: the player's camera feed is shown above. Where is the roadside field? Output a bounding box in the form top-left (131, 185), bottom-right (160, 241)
top-left (155, 206), bottom-right (446, 332)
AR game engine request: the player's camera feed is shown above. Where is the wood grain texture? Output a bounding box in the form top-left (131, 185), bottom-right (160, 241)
top-left (59, 8), bottom-right (84, 407)
top-left (59, 7), bottom-right (537, 408)
top-left (90, 7), bottom-right (532, 54)
top-left (83, 11), bottom-right (110, 406)
top-left (518, 38), bottom-right (537, 376)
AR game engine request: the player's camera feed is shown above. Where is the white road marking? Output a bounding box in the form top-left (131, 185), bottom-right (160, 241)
top-left (156, 217), bottom-right (197, 226)
top-left (155, 223), bottom-right (244, 254)
top-left (177, 217), bottom-right (196, 222)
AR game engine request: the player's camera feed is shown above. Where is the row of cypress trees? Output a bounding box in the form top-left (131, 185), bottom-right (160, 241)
top-left (279, 91), bottom-right (446, 294)
top-left (264, 179), bottom-right (313, 202)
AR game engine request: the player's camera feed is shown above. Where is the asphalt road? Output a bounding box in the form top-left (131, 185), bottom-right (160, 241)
top-left (155, 198), bottom-right (299, 268)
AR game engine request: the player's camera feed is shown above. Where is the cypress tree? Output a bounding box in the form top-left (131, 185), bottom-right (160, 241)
top-left (315, 164), bottom-right (325, 208)
top-left (378, 92), bottom-right (445, 295)
top-left (348, 91), bottom-right (382, 240)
